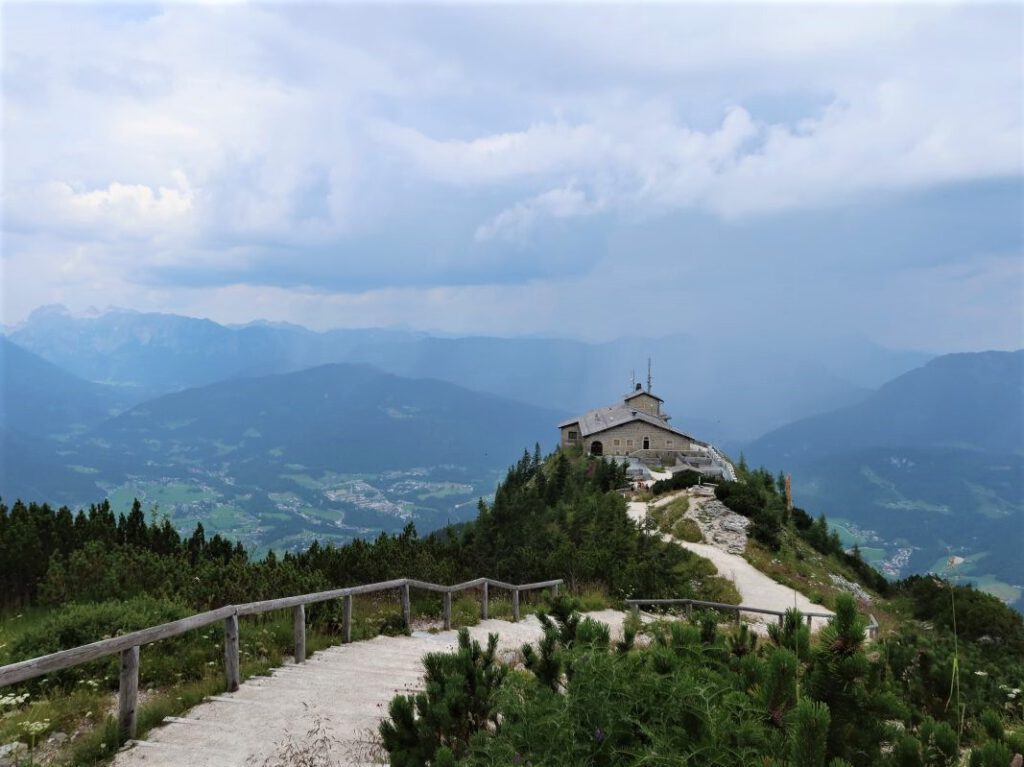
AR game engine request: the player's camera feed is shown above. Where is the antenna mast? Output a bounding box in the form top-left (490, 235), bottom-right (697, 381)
top-left (647, 358), bottom-right (652, 392)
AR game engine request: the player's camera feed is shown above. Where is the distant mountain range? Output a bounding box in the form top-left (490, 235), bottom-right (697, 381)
top-left (746, 350), bottom-right (1024, 609)
top-left (0, 336), bottom-right (129, 437)
top-left (0, 356), bottom-right (562, 551)
top-left (7, 305), bottom-right (932, 442)
top-left (9, 306), bottom-right (1014, 605)
top-left (93, 363), bottom-right (564, 477)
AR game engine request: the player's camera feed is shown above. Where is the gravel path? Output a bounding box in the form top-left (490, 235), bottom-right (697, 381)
top-left (111, 612), bottom-right (628, 767)
top-left (628, 491), bottom-right (833, 631)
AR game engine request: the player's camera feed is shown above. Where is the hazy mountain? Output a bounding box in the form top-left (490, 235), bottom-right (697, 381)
top-left (746, 350), bottom-right (1024, 608)
top-left (748, 351), bottom-right (1023, 459)
top-left (9, 306), bottom-right (895, 442)
top-left (2, 363), bottom-right (564, 551)
top-left (91, 363), bottom-right (564, 475)
top-left (0, 425), bottom-right (103, 503)
top-left (0, 336), bottom-right (129, 437)
top-left (7, 304), bottom-right (416, 397)
top-left (796, 336), bottom-right (934, 390)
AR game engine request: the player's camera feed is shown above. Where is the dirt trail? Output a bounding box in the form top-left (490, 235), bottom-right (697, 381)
top-left (628, 491), bottom-right (833, 631)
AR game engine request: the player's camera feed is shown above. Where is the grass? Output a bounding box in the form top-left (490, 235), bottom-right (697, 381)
top-left (648, 495), bottom-right (702, 541)
top-left (741, 526), bottom-right (899, 633)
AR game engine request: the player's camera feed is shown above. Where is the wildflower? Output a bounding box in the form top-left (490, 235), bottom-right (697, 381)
top-left (0, 692), bottom-right (30, 708)
top-left (974, 670), bottom-right (988, 677)
top-left (593, 727), bottom-right (606, 743)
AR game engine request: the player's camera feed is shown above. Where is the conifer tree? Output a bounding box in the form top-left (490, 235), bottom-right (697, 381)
top-left (790, 699), bottom-right (830, 767)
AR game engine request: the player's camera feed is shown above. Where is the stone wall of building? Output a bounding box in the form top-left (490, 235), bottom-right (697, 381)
top-left (584, 421), bottom-right (693, 456)
top-left (560, 423), bottom-right (582, 449)
top-left (624, 392), bottom-right (662, 417)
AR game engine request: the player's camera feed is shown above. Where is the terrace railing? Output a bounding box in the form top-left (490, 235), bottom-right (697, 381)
top-left (0, 576), bottom-right (561, 742)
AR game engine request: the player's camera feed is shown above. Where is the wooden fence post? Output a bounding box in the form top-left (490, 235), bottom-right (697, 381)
top-left (806, 614), bottom-right (813, 628)
top-left (342, 595), bottom-right (353, 643)
top-left (552, 583), bottom-right (560, 598)
top-left (224, 613), bottom-right (240, 692)
top-left (117, 646), bottom-right (140, 743)
top-left (293, 604), bottom-right (306, 664)
top-left (735, 607), bottom-right (741, 626)
top-left (401, 583), bottom-right (411, 629)
top-left (778, 613), bottom-right (785, 627)
top-left (443, 591), bottom-right (452, 630)
top-left (512, 589), bottom-right (520, 622)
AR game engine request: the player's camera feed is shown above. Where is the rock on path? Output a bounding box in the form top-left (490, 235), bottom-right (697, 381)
top-left (112, 612), bottom-right (628, 767)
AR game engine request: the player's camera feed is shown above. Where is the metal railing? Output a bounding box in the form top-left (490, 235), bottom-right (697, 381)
top-left (625, 597), bottom-right (879, 639)
top-left (0, 576), bottom-right (562, 742)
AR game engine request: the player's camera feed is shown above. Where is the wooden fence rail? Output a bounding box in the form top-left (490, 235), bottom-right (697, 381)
top-left (625, 597), bottom-right (879, 639)
top-left (0, 575), bottom-right (562, 743)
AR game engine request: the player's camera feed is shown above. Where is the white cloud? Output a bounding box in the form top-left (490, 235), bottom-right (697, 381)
top-left (380, 78), bottom-right (1020, 228)
top-left (1, 2), bottom-right (1020, 351)
top-left (36, 176), bottom-right (195, 238)
top-left (475, 183), bottom-right (600, 243)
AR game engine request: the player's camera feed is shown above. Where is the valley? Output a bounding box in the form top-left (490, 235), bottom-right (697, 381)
top-left (97, 467), bottom-right (492, 553)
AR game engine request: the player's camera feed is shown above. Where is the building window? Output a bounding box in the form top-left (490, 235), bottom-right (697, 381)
top-left (626, 439), bottom-right (633, 447)
top-left (666, 439), bottom-right (674, 447)
top-left (567, 430), bottom-right (578, 441)
top-left (613, 439), bottom-right (621, 447)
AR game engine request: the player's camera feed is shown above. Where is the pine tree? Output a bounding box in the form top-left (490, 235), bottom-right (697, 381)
top-left (789, 699), bottom-right (831, 767)
top-left (380, 629), bottom-right (505, 763)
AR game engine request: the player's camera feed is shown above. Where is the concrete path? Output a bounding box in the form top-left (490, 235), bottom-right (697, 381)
top-left (112, 612), bottom-right (628, 767)
top-left (628, 492), bottom-right (833, 631)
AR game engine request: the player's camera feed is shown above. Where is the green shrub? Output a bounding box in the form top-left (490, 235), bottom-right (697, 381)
top-left (968, 740), bottom-right (1012, 767)
top-left (380, 629), bottom-right (506, 765)
top-left (790, 699), bottom-right (831, 767)
top-left (8, 596), bottom-right (191, 689)
top-left (672, 517), bottom-right (703, 542)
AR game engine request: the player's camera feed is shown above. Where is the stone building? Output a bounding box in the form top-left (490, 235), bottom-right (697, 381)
top-left (558, 383), bottom-right (704, 460)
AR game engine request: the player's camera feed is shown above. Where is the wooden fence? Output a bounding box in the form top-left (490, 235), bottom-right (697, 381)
top-left (625, 597), bottom-right (879, 639)
top-left (0, 576), bottom-right (561, 743)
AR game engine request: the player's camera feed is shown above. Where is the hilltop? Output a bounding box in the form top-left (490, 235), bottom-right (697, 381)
top-left (1, 449), bottom-right (1021, 766)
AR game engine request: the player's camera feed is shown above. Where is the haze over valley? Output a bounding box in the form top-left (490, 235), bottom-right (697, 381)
top-left (2, 309), bottom-right (1021, 608)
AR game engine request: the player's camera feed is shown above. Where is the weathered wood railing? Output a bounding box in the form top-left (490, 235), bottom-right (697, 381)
top-left (625, 597), bottom-right (879, 639)
top-left (0, 576), bottom-right (561, 743)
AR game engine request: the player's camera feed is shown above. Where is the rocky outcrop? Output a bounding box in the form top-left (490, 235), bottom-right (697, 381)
top-left (686, 498), bottom-right (749, 555)
top-left (829, 573), bottom-right (873, 604)
top-left (0, 741), bottom-right (27, 767)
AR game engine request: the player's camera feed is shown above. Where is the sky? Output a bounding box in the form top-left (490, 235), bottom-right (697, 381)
top-left (1, 2), bottom-right (1022, 352)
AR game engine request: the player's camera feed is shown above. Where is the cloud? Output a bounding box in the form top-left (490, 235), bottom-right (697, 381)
top-left (30, 176), bottom-right (195, 239)
top-left (475, 183), bottom-right (600, 243)
top-left (379, 83), bottom-right (1020, 229)
top-left (1, 2), bottom-right (1021, 352)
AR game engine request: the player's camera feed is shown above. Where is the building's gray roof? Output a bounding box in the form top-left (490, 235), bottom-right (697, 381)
top-left (559, 403), bottom-right (696, 441)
